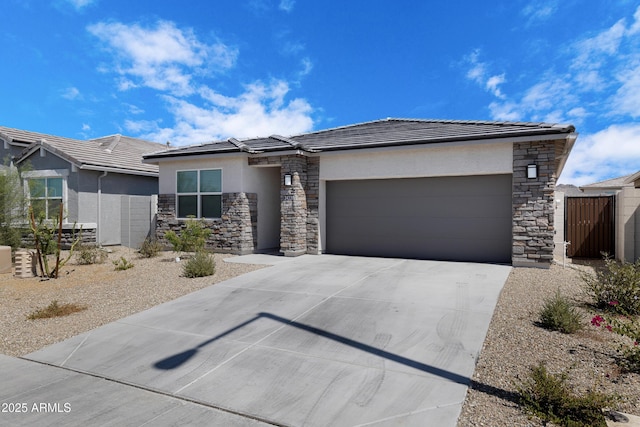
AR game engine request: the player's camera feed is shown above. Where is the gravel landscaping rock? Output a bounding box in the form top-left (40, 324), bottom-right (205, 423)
top-left (458, 261), bottom-right (640, 427)
top-left (0, 247), bottom-right (264, 357)
top-left (1, 250), bottom-right (638, 426)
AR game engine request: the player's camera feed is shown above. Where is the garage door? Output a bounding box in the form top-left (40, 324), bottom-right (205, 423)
top-left (326, 175), bottom-right (512, 263)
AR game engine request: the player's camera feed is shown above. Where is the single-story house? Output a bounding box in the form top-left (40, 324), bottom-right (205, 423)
top-left (0, 126), bottom-right (165, 248)
top-left (144, 118), bottom-right (578, 268)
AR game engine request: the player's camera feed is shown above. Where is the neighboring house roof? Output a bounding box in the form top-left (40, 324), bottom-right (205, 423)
top-left (0, 126), bottom-right (165, 176)
top-left (580, 173), bottom-right (634, 191)
top-left (144, 118), bottom-right (577, 175)
top-left (624, 170), bottom-right (640, 188)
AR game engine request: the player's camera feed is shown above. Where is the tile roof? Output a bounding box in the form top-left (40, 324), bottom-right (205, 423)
top-left (0, 126), bottom-right (165, 176)
top-left (580, 174), bottom-right (634, 189)
top-left (144, 118), bottom-right (576, 160)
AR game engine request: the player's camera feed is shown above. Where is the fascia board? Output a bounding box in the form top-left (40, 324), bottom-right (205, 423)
top-left (78, 164), bottom-right (158, 177)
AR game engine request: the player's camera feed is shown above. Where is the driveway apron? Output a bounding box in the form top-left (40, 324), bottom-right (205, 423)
top-left (10, 255), bottom-right (511, 426)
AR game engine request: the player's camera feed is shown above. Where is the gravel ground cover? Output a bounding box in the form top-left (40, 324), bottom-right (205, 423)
top-left (1, 249), bottom-right (638, 426)
top-left (0, 247), bottom-right (264, 357)
top-left (458, 261), bottom-right (640, 426)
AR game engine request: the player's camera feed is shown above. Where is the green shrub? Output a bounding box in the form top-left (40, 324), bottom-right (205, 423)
top-left (76, 244), bottom-right (107, 265)
top-left (582, 257), bottom-right (640, 315)
top-left (113, 256), bottom-right (134, 271)
top-left (165, 218), bottom-right (211, 254)
top-left (138, 237), bottom-right (163, 258)
top-left (516, 362), bottom-right (615, 427)
top-left (538, 290), bottom-right (583, 334)
top-left (183, 251), bottom-right (215, 278)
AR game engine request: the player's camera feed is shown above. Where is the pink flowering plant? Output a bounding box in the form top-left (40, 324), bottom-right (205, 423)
top-left (591, 301), bottom-right (640, 373)
top-left (581, 256), bottom-right (640, 315)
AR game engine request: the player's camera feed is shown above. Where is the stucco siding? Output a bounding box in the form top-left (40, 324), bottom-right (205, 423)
top-left (553, 192), bottom-right (568, 261)
top-left (100, 172), bottom-right (157, 196)
top-left (158, 156), bottom-right (247, 194)
top-left (319, 141), bottom-right (513, 181)
top-left (77, 191), bottom-right (98, 224)
top-left (617, 186), bottom-right (640, 262)
top-left (248, 166), bottom-right (280, 250)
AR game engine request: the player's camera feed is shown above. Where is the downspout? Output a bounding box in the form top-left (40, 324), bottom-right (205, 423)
top-left (97, 171), bottom-right (108, 245)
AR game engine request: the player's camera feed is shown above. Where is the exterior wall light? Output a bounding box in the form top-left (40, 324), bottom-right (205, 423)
top-left (527, 164), bottom-right (538, 179)
top-left (284, 173), bottom-right (292, 186)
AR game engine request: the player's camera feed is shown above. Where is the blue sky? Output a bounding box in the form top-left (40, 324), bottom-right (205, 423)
top-left (1, 0), bottom-right (639, 185)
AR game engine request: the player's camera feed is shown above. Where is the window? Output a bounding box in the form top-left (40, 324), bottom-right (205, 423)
top-left (176, 169), bottom-right (222, 218)
top-left (28, 177), bottom-right (63, 220)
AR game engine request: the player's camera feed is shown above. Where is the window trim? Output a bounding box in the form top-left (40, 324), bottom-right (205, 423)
top-left (175, 168), bottom-right (222, 219)
top-left (23, 170), bottom-right (68, 221)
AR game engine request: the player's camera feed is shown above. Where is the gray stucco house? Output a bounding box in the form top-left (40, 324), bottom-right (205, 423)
top-left (0, 126), bottom-right (165, 248)
top-left (144, 118), bottom-right (578, 268)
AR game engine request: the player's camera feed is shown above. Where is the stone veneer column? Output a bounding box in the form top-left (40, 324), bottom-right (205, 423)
top-left (280, 155), bottom-right (308, 256)
top-left (512, 141), bottom-right (557, 268)
top-left (305, 157), bottom-right (320, 254)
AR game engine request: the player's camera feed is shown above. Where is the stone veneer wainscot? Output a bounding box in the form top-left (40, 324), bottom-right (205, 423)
top-left (156, 193), bottom-right (257, 254)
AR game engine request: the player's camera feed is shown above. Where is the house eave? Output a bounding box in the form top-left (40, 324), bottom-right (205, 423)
top-left (143, 131), bottom-right (576, 162)
top-left (78, 164), bottom-right (158, 177)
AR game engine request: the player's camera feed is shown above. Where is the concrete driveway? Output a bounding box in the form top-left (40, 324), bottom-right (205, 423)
top-left (3, 255), bottom-right (510, 427)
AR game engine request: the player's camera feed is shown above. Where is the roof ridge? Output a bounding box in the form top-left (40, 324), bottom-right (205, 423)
top-left (581, 173), bottom-right (634, 187)
top-left (104, 134), bottom-right (121, 153)
top-left (292, 118), bottom-right (574, 138)
top-left (228, 137), bottom-right (262, 154)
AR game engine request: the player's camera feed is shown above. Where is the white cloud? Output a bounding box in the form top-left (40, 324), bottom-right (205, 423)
top-left (65, 0), bottom-right (95, 10)
top-left (81, 123), bottom-right (91, 131)
top-left (88, 20), bottom-right (238, 96)
top-left (90, 19), bottom-right (314, 146)
top-left (489, 101), bottom-right (523, 121)
top-left (629, 5), bottom-right (640, 35)
top-left (126, 80), bottom-right (313, 145)
top-left (571, 19), bottom-right (626, 71)
top-left (298, 57), bottom-right (313, 79)
top-left (61, 86), bottom-right (81, 100)
top-left (279, 0), bottom-right (295, 12)
top-left (612, 62), bottom-right (640, 117)
top-left (484, 6), bottom-right (640, 126)
top-left (521, 0), bottom-right (558, 24)
top-left (486, 74), bottom-right (506, 99)
top-left (559, 123), bottom-right (640, 185)
top-left (464, 50), bottom-right (507, 100)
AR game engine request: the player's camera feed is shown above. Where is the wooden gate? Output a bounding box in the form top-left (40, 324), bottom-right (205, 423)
top-left (565, 196), bottom-right (615, 258)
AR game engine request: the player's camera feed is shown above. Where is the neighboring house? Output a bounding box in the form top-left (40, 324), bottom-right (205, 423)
top-left (579, 174), bottom-right (635, 196)
top-left (0, 126), bottom-right (165, 248)
top-left (144, 118), bottom-right (578, 268)
top-left (574, 172), bottom-right (640, 262)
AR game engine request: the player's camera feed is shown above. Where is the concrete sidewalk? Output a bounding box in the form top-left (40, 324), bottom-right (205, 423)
top-left (4, 255), bottom-right (511, 426)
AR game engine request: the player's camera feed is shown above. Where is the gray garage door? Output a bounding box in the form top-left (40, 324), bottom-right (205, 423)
top-left (326, 175), bottom-right (512, 263)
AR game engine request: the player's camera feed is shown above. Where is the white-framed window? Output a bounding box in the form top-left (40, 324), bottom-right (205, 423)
top-left (23, 170), bottom-right (68, 221)
top-left (176, 169), bottom-right (222, 218)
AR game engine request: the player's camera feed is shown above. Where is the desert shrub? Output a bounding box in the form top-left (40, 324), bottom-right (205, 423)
top-left (27, 300), bottom-right (87, 320)
top-left (113, 256), bottom-right (134, 271)
top-left (582, 257), bottom-right (640, 315)
top-left (538, 290), bottom-right (583, 334)
top-left (164, 218), bottom-right (211, 254)
top-left (138, 237), bottom-right (162, 258)
top-left (76, 244), bottom-right (107, 265)
top-left (516, 362), bottom-right (616, 427)
top-left (183, 251), bottom-right (215, 278)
